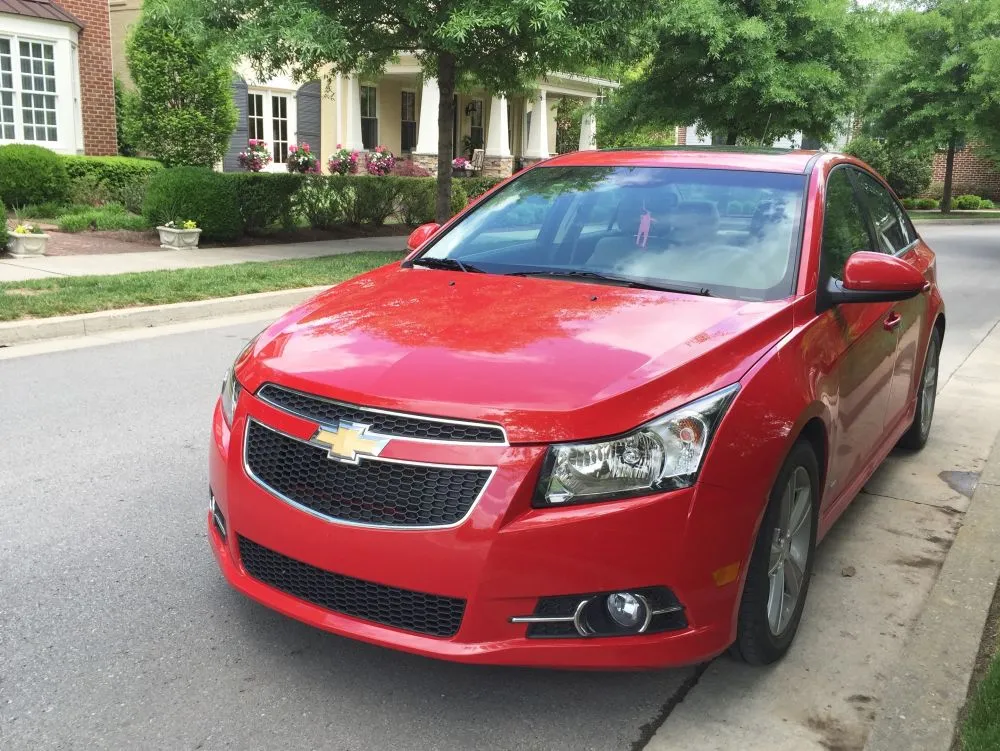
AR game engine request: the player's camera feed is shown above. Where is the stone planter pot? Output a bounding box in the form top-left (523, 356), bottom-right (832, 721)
top-left (7, 232), bottom-right (49, 258)
top-left (157, 226), bottom-right (202, 250)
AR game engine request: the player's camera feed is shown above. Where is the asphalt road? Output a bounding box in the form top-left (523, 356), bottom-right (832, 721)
top-left (0, 224), bottom-right (997, 751)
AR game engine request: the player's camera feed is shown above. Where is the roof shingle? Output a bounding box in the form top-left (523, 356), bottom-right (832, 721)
top-left (0, 0), bottom-right (83, 30)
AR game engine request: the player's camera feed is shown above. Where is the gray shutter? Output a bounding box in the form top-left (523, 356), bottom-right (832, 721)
top-left (296, 80), bottom-right (321, 156)
top-left (223, 77), bottom-right (250, 172)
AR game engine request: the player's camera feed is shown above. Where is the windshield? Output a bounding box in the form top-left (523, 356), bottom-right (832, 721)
top-left (417, 166), bottom-right (807, 301)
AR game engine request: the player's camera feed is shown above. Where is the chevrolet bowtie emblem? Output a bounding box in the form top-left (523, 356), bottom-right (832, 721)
top-left (312, 422), bottom-right (390, 464)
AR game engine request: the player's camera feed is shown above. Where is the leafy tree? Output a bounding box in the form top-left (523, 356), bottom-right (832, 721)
top-left (865, 0), bottom-right (1000, 211)
top-left (200, 0), bottom-right (654, 221)
top-left (606, 0), bottom-right (875, 147)
top-left (114, 77), bottom-right (137, 157)
top-left (126, 0), bottom-right (237, 167)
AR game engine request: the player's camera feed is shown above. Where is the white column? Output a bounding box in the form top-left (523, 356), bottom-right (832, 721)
top-left (343, 75), bottom-right (365, 151)
top-left (578, 98), bottom-right (597, 151)
top-left (414, 76), bottom-right (440, 155)
top-left (485, 96), bottom-right (511, 158)
top-left (523, 89), bottom-right (549, 160)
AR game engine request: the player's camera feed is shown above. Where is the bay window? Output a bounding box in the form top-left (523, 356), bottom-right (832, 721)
top-left (0, 36), bottom-right (59, 144)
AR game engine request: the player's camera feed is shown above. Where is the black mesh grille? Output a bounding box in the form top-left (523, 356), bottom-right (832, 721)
top-left (245, 420), bottom-right (491, 527)
top-left (238, 536), bottom-right (465, 637)
top-left (257, 384), bottom-right (505, 444)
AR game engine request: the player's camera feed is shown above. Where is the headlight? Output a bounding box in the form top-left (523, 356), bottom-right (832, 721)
top-left (220, 334), bottom-right (260, 427)
top-left (534, 385), bottom-right (739, 507)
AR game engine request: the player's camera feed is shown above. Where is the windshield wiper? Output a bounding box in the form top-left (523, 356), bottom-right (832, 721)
top-left (508, 270), bottom-right (713, 296)
top-left (411, 257), bottom-right (484, 273)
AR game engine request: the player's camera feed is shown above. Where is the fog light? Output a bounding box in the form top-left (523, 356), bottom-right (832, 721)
top-left (606, 592), bottom-right (647, 629)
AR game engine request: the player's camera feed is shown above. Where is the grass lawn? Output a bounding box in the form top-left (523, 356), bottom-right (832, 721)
top-left (910, 211), bottom-right (1000, 222)
top-left (0, 251), bottom-right (404, 322)
top-left (962, 650), bottom-right (1000, 750)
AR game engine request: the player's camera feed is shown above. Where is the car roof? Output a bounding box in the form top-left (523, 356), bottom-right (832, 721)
top-left (541, 147), bottom-right (830, 174)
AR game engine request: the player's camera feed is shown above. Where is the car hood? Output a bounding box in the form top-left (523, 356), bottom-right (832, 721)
top-left (241, 265), bottom-right (794, 443)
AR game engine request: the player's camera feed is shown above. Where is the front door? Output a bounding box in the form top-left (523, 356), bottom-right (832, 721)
top-left (815, 166), bottom-right (900, 507)
top-left (853, 170), bottom-right (932, 433)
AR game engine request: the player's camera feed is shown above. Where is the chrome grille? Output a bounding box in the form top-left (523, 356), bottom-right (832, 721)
top-left (257, 383), bottom-right (506, 444)
top-left (244, 420), bottom-right (492, 527)
top-left (238, 536), bottom-right (466, 637)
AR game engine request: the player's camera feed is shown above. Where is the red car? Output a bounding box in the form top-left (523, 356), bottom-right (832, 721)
top-left (208, 149), bottom-right (943, 669)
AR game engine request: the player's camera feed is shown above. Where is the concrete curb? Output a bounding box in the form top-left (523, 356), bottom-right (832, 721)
top-left (0, 285), bottom-right (329, 347)
top-left (865, 434), bottom-right (1000, 751)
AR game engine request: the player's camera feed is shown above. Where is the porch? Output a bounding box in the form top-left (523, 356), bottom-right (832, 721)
top-left (319, 62), bottom-right (612, 178)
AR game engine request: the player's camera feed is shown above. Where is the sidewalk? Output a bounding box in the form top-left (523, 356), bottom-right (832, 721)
top-left (0, 236), bottom-right (407, 283)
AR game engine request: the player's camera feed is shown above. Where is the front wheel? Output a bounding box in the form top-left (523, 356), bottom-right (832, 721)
top-left (731, 440), bottom-right (819, 665)
top-left (897, 327), bottom-right (941, 451)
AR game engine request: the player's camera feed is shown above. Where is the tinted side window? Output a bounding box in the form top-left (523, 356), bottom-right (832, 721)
top-left (822, 168), bottom-right (871, 280)
top-left (855, 171), bottom-right (913, 253)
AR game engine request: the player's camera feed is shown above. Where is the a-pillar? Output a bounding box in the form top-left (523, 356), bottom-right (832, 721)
top-left (413, 76), bottom-right (440, 175)
top-left (483, 96), bottom-right (512, 178)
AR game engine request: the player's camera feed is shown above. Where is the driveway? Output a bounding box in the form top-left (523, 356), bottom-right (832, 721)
top-left (0, 224), bottom-right (997, 750)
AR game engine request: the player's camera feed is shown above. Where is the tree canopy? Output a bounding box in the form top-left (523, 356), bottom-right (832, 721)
top-left (605, 0), bottom-right (875, 147)
top-left (126, 0), bottom-right (237, 167)
top-left (864, 0), bottom-right (1000, 209)
top-left (199, 0), bottom-right (655, 220)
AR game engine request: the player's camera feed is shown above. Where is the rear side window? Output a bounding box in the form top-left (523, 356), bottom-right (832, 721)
top-left (821, 168), bottom-right (871, 280)
top-left (854, 171), bottom-right (914, 253)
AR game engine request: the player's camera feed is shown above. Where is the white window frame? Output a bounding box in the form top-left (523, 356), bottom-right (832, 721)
top-left (360, 83), bottom-right (378, 149)
top-left (0, 16), bottom-right (82, 154)
top-left (246, 86), bottom-right (297, 172)
top-left (468, 98), bottom-right (484, 152)
top-left (400, 88), bottom-right (416, 153)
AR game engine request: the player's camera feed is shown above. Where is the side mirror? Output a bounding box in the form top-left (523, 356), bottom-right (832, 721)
top-left (819, 251), bottom-right (926, 311)
top-left (407, 222), bottom-right (440, 251)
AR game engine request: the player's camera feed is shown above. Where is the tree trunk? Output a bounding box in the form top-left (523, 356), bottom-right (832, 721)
top-left (941, 133), bottom-right (957, 214)
top-left (726, 129), bottom-right (738, 146)
top-left (435, 52), bottom-right (456, 223)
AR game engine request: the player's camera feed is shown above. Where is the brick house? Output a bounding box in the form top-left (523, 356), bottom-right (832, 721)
top-left (0, 0), bottom-right (116, 154)
top-left (930, 146), bottom-right (1000, 200)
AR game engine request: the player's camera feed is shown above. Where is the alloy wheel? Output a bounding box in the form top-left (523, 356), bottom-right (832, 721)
top-left (920, 336), bottom-right (939, 436)
top-left (767, 466), bottom-right (812, 636)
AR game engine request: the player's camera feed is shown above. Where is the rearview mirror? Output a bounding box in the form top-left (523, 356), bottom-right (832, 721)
top-left (819, 251), bottom-right (926, 312)
top-left (407, 222), bottom-right (440, 251)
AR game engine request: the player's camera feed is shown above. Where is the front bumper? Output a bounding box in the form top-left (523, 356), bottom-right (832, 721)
top-left (208, 393), bottom-right (760, 669)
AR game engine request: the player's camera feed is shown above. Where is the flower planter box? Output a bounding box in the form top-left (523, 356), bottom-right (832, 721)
top-left (157, 226), bottom-right (202, 250)
top-left (7, 232), bottom-right (50, 258)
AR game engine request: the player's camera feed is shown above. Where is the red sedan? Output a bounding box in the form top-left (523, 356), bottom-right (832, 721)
top-left (208, 149), bottom-right (943, 669)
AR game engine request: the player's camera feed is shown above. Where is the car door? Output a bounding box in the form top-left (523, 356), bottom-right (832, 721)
top-left (816, 166), bottom-right (900, 505)
top-left (852, 170), bottom-right (932, 435)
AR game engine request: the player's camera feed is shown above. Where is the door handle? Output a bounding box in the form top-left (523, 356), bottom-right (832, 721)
top-left (883, 312), bottom-right (902, 331)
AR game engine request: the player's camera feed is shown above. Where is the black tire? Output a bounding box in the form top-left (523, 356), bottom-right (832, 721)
top-left (897, 326), bottom-right (942, 451)
top-left (731, 440), bottom-right (819, 665)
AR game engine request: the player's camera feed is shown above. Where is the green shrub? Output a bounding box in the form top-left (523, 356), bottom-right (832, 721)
top-left (901, 197), bottom-right (939, 210)
top-left (63, 156), bottom-right (164, 213)
top-left (227, 173), bottom-right (304, 233)
top-left (340, 176), bottom-right (405, 226)
top-left (464, 176), bottom-right (504, 200)
top-left (953, 194), bottom-right (985, 210)
top-left (980, 199), bottom-right (995, 210)
top-left (396, 178), bottom-right (468, 225)
top-left (926, 181), bottom-right (944, 200)
top-left (143, 167), bottom-right (242, 241)
top-left (293, 176), bottom-right (347, 230)
top-left (57, 204), bottom-right (151, 233)
top-left (844, 137), bottom-right (933, 198)
top-left (0, 144), bottom-right (70, 208)
top-left (0, 218), bottom-right (7, 252)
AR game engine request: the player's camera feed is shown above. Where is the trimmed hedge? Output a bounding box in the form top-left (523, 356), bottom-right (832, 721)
top-left (901, 197), bottom-right (939, 210)
top-left (63, 156), bottom-right (163, 213)
top-left (463, 176), bottom-right (504, 200)
top-left (227, 173), bottom-right (304, 233)
top-left (396, 179), bottom-right (468, 225)
top-left (0, 219), bottom-right (7, 252)
top-left (143, 167), bottom-right (242, 241)
top-left (953, 194), bottom-right (992, 210)
top-left (0, 144), bottom-right (70, 208)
